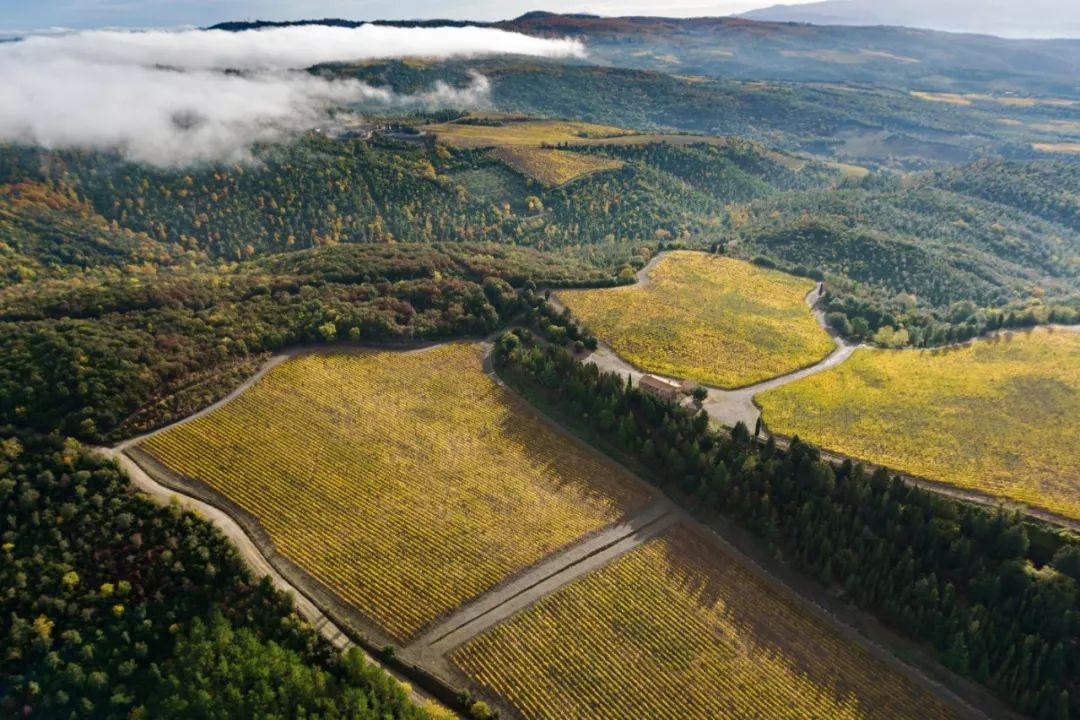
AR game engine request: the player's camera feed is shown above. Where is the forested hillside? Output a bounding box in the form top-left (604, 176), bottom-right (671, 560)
top-left (0, 436), bottom-right (434, 719)
top-left (0, 182), bottom-right (201, 286)
top-left (731, 171), bottom-right (1080, 343)
top-left (930, 160), bottom-right (1080, 233)
top-left (2, 129), bottom-right (1076, 388)
top-left (330, 57), bottom-right (1080, 170)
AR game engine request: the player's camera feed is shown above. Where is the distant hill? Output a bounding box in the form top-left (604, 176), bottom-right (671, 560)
top-left (742, 0), bottom-right (1080, 40)
top-left (210, 14), bottom-right (1080, 98)
top-left (495, 12), bottom-right (1080, 97)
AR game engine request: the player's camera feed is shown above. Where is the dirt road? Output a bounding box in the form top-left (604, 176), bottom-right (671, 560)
top-left (405, 500), bottom-right (678, 669)
top-left (95, 336), bottom-right (1009, 720)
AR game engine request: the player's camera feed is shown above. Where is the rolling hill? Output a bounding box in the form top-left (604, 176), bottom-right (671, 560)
top-left (743, 0), bottom-right (1080, 40)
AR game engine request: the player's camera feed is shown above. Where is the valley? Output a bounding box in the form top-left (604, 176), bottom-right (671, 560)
top-left (2, 11), bottom-right (1078, 720)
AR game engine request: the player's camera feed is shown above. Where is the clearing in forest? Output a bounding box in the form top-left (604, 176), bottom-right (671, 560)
top-left (453, 523), bottom-right (956, 720)
top-left (558, 251), bottom-right (835, 388)
top-left (424, 113), bottom-right (729, 149)
top-left (757, 328), bottom-right (1080, 519)
top-left (423, 116), bottom-right (630, 148)
top-left (139, 343), bottom-right (651, 640)
top-left (492, 146), bottom-right (624, 186)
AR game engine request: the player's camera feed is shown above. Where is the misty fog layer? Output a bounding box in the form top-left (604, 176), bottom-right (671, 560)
top-left (0, 25), bottom-right (586, 166)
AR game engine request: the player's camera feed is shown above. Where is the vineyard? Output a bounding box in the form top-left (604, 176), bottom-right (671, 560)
top-left (453, 523), bottom-right (955, 720)
top-left (558, 251), bottom-right (835, 388)
top-left (492, 146), bottom-right (624, 186)
top-left (757, 328), bottom-right (1080, 519)
top-left (139, 343), bottom-right (651, 640)
top-left (423, 115), bottom-right (630, 148)
top-left (423, 113), bottom-right (728, 150)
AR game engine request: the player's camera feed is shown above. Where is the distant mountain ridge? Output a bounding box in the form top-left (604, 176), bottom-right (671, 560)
top-left (742, 0), bottom-right (1080, 39)
top-left (209, 12), bottom-right (1080, 97)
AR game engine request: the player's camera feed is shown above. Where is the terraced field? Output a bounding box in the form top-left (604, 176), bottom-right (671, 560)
top-left (453, 523), bottom-right (955, 720)
top-left (492, 146), bottom-right (624, 185)
top-left (558, 251), bottom-right (835, 388)
top-left (757, 328), bottom-right (1080, 519)
top-left (139, 343), bottom-right (651, 640)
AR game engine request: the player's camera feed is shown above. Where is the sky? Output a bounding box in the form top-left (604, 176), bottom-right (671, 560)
top-left (1, 0), bottom-right (817, 32)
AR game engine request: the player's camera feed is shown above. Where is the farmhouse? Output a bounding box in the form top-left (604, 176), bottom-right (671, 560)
top-left (639, 374), bottom-right (683, 403)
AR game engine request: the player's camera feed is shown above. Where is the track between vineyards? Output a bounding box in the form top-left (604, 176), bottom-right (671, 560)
top-left (97, 446), bottom-right (446, 709)
top-left (98, 338), bottom-right (1009, 720)
top-left (549, 251), bottom-right (857, 430)
top-left (406, 499), bottom-right (678, 663)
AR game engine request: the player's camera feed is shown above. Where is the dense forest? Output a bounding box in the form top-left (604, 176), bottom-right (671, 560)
top-left (494, 329), bottom-right (1079, 719)
top-left (0, 437), bottom-right (433, 719)
top-left (336, 57), bottom-right (1080, 169)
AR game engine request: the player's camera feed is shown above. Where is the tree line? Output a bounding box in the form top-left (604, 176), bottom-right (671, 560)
top-left (0, 436), bottom-right (434, 719)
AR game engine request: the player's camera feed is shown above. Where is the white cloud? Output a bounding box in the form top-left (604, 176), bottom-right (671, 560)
top-left (0, 25), bottom-right (585, 166)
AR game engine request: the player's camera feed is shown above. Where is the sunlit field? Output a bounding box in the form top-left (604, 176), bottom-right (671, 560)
top-left (558, 251), bottom-right (835, 388)
top-left (140, 343), bottom-right (651, 639)
top-left (424, 113), bottom-right (729, 149)
top-left (422, 115), bottom-right (630, 148)
top-left (492, 146), bottom-right (624, 185)
top-left (757, 328), bottom-right (1080, 518)
top-left (454, 523), bottom-right (956, 720)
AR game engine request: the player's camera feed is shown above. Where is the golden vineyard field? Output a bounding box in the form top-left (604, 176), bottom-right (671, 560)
top-left (423, 113), bottom-right (729, 150)
top-left (757, 328), bottom-right (1080, 519)
top-left (558, 251), bottom-right (835, 388)
top-left (140, 343), bottom-right (651, 640)
top-left (453, 524), bottom-right (955, 720)
top-left (492, 146), bottom-right (624, 186)
top-left (422, 115), bottom-right (630, 148)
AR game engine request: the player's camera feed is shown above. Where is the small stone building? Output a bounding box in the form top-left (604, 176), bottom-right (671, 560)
top-left (638, 374), bottom-right (683, 403)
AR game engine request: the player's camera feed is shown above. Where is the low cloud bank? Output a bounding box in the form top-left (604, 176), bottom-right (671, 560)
top-left (0, 25), bottom-right (585, 166)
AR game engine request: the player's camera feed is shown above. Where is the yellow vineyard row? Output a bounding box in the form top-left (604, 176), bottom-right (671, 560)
top-left (558, 251), bottom-right (835, 389)
top-left (758, 328), bottom-right (1080, 519)
top-left (142, 343), bottom-right (650, 639)
top-left (453, 523), bottom-right (955, 720)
